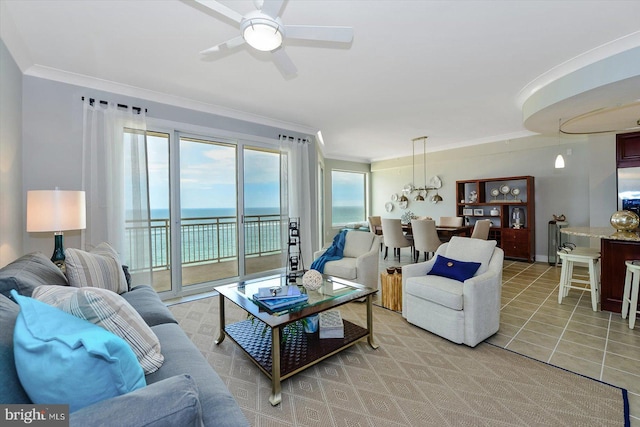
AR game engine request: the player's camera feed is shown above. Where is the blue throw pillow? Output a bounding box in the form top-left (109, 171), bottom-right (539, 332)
top-left (11, 290), bottom-right (145, 412)
top-left (427, 255), bottom-right (481, 282)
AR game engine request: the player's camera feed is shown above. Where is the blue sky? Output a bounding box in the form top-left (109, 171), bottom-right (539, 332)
top-left (144, 135), bottom-right (280, 211)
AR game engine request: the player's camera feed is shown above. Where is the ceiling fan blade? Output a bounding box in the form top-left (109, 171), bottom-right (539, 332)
top-left (193, 0), bottom-right (243, 23)
top-left (272, 48), bottom-right (297, 77)
top-left (284, 25), bottom-right (353, 43)
top-left (200, 36), bottom-right (245, 54)
top-left (260, 0), bottom-right (285, 17)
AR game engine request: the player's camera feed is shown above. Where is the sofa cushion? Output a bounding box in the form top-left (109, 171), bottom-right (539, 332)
top-left (65, 242), bottom-right (128, 294)
top-left (70, 374), bottom-right (203, 427)
top-left (147, 323), bottom-right (249, 427)
top-left (405, 275), bottom-right (464, 310)
top-left (33, 285), bottom-right (164, 374)
top-left (343, 231), bottom-right (374, 258)
top-left (121, 285), bottom-right (177, 327)
top-left (11, 291), bottom-right (145, 412)
top-left (428, 255), bottom-right (481, 282)
top-left (0, 293), bottom-right (32, 404)
top-left (0, 252), bottom-right (68, 299)
top-left (321, 258), bottom-right (357, 281)
top-left (444, 236), bottom-right (497, 276)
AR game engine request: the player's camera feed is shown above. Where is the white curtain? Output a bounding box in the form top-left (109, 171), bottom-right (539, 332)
top-left (280, 137), bottom-right (313, 269)
top-left (81, 99), bottom-right (152, 284)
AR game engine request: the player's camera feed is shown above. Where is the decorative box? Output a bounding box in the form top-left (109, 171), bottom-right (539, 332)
top-left (319, 310), bottom-right (344, 339)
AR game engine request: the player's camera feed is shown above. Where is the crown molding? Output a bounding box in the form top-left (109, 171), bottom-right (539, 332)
top-left (22, 64), bottom-right (318, 136)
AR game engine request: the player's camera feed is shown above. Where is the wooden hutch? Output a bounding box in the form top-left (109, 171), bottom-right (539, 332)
top-left (456, 176), bottom-right (535, 262)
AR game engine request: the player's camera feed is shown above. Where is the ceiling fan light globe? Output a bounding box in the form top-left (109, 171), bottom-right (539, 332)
top-left (242, 18), bottom-right (283, 51)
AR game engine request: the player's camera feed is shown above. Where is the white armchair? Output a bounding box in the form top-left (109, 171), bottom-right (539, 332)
top-left (313, 231), bottom-right (381, 290)
top-left (401, 236), bottom-right (504, 347)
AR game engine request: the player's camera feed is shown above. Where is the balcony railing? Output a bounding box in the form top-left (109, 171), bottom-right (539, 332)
top-left (125, 214), bottom-right (283, 271)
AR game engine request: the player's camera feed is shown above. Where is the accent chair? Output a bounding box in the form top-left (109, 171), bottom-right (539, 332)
top-left (401, 237), bottom-right (504, 347)
top-left (313, 230), bottom-right (381, 290)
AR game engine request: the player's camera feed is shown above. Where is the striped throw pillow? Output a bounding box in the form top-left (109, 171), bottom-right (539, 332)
top-left (65, 243), bottom-right (128, 294)
top-left (33, 285), bottom-right (164, 375)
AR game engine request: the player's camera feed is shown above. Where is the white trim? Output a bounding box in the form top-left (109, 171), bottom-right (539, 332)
top-left (517, 31), bottom-right (640, 108)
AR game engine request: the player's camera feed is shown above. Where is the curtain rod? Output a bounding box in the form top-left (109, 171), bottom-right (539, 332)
top-left (81, 96), bottom-right (147, 114)
top-left (279, 134), bottom-right (310, 144)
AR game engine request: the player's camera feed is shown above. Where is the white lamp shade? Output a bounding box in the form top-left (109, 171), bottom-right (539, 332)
top-left (554, 154), bottom-right (565, 169)
top-left (26, 190), bottom-right (86, 232)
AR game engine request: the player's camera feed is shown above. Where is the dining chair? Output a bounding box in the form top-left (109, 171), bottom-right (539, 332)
top-left (368, 216), bottom-right (384, 251)
top-left (381, 218), bottom-right (412, 261)
top-left (470, 219), bottom-right (491, 240)
top-left (411, 219), bottom-right (443, 262)
top-left (439, 216), bottom-right (463, 227)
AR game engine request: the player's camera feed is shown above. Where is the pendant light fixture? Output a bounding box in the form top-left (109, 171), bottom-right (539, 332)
top-left (413, 137), bottom-right (427, 201)
top-left (554, 119), bottom-right (565, 169)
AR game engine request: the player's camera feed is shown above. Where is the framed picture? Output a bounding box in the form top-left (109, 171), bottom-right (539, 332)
top-left (463, 208), bottom-right (473, 216)
top-left (473, 209), bottom-right (484, 216)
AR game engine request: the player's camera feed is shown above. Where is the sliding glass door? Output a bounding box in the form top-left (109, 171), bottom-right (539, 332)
top-left (243, 147), bottom-right (282, 276)
top-left (179, 136), bottom-right (238, 288)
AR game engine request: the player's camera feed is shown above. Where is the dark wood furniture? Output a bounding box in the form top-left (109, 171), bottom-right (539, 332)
top-left (456, 176), bottom-right (535, 262)
top-left (215, 274), bottom-right (377, 406)
top-left (616, 131), bottom-right (640, 168)
top-left (601, 237), bottom-right (640, 313)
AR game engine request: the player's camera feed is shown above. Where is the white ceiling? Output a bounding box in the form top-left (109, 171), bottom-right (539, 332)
top-left (2, 0), bottom-right (640, 162)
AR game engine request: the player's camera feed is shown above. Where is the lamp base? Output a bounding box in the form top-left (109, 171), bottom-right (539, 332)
top-left (51, 233), bottom-right (65, 270)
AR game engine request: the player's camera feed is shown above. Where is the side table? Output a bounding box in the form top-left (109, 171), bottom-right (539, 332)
top-left (380, 272), bottom-right (402, 311)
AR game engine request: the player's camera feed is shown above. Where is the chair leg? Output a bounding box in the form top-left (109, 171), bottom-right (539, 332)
top-left (588, 259), bottom-right (599, 311)
top-left (622, 266), bottom-right (632, 320)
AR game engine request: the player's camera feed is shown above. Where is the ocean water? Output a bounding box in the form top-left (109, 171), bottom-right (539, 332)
top-left (134, 206), bottom-right (363, 269)
top-left (332, 206), bottom-right (365, 225)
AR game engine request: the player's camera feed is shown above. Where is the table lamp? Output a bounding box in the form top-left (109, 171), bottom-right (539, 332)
top-left (26, 189), bottom-right (86, 268)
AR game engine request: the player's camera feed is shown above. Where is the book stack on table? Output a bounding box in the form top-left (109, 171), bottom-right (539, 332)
top-left (253, 285), bottom-right (308, 311)
top-left (319, 310), bottom-right (344, 339)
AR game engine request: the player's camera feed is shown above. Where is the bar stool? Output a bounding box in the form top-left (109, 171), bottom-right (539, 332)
top-left (557, 248), bottom-right (601, 311)
top-left (622, 260), bottom-right (640, 329)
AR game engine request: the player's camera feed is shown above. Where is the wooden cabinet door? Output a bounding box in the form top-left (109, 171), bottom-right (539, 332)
top-left (501, 229), bottom-right (531, 261)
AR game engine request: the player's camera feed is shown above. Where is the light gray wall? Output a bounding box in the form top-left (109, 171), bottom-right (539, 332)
top-left (0, 39), bottom-right (23, 266)
top-left (20, 75), bottom-right (318, 257)
top-left (371, 134), bottom-right (617, 262)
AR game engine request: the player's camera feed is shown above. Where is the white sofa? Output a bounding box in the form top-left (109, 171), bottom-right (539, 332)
top-left (313, 231), bottom-right (381, 290)
top-left (401, 237), bottom-right (504, 347)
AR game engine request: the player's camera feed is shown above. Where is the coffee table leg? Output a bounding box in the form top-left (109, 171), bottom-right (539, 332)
top-left (269, 326), bottom-right (282, 406)
top-left (366, 294), bottom-right (378, 349)
top-left (215, 293), bottom-right (226, 345)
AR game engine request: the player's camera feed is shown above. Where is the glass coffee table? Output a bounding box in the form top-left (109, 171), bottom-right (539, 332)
top-left (215, 274), bottom-right (378, 405)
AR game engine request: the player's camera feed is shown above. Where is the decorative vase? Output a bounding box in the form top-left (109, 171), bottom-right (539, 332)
top-left (302, 269), bottom-right (323, 291)
top-left (610, 210), bottom-right (640, 231)
top-left (303, 314), bottom-right (319, 333)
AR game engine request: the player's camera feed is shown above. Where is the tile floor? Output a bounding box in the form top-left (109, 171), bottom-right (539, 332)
top-left (379, 247), bottom-right (640, 425)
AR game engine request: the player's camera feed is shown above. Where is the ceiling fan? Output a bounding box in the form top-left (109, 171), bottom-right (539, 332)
top-left (194, 0), bottom-right (354, 77)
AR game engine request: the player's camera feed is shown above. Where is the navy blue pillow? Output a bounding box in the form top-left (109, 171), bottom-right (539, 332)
top-left (427, 255), bottom-right (481, 282)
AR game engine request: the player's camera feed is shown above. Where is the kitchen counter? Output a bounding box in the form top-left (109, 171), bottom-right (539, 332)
top-left (561, 227), bottom-right (640, 313)
top-left (561, 226), bottom-right (640, 241)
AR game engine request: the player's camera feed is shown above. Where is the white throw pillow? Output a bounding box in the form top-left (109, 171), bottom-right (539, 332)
top-left (444, 236), bottom-right (497, 276)
top-left (33, 285), bottom-right (164, 375)
top-left (65, 242), bottom-right (128, 294)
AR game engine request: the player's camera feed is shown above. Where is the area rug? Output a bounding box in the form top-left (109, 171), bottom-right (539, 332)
top-left (169, 297), bottom-right (629, 427)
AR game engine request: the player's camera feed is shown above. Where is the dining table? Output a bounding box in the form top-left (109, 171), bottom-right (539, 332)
top-left (401, 223), bottom-right (472, 241)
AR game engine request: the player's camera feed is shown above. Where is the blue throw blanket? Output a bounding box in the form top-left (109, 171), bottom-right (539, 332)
top-left (311, 230), bottom-right (348, 273)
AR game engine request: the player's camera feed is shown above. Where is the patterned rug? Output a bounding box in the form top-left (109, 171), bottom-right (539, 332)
top-left (169, 297), bottom-right (629, 426)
